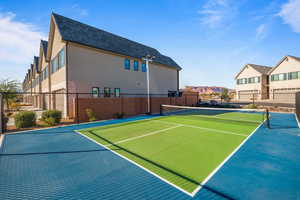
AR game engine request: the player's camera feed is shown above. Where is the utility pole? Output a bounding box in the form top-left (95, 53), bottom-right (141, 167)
top-left (142, 55), bottom-right (155, 114)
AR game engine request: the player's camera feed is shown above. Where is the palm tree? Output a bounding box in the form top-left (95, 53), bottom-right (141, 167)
top-left (0, 79), bottom-right (20, 110)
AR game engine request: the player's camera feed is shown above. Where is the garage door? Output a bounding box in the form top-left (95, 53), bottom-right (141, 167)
top-left (238, 91), bottom-right (259, 101)
top-left (273, 91), bottom-right (296, 103)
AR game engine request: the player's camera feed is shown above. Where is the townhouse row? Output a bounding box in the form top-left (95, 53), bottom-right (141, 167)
top-left (235, 55), bottom-right (300, 103)
top-left (22, 13), bottom-right (181, 117)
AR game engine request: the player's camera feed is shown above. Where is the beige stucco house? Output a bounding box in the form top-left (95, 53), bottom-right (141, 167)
top-left (235, 64), bottom-right (272, 101)
top-left (22, 13), bottom-right (181, 117)
top-left (268, 55), bottom-right (300, 103)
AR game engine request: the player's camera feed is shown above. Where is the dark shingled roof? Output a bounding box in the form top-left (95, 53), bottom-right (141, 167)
top-left (289, 55), bottom-right (300, 62)
top-left (52, 13), bottom-right (181, 70)
top-left (248, 64), bottom-right (272, 75)
top-left (34, 56), bottom-right (39, 72)
top-left (41, 40), bottom-right (48, 56)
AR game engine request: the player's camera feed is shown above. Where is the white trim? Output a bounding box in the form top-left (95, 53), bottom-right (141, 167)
top-left (105, 125), bottom-right (182, 147)
top-left (191, 121), bottom-right (264, 196)
top-left (294, 113), bottom-right (300, 128)
top-left (74, 130), bottom-right (194, 197)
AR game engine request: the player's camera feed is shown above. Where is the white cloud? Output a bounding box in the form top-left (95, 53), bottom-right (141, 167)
top-left (0, 12), bottom-right (46, 80)
top-left (198, 0), bottom-right (237, 28)
top-left (255, 24), bottom-right (268, 40)
top-left (278, 0), bottom-right (300, 33)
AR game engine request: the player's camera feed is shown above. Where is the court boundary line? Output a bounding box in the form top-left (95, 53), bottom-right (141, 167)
top-left (74, 129), bottom-right (195, 197)
top-left (0, 134), bottom-right (4, 149)
top-left (156, 120), bottom-right (248, 137)
top-left (105, 125), bottom-right (183, 147)
top-left (294, 113), bottom-right (300, 128)
top-left (191, 121), bottom-right (264, 196)
top-left (74, 117), bottom-right (261, 197)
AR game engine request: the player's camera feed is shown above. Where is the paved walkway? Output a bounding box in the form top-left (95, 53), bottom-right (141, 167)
top-left (0, 113), bottom-right (299, 200)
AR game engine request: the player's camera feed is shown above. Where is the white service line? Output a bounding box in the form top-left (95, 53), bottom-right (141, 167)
top-left (105, 125), bottom-right (183, 147)
top-left (156, 120), bottom-right (248, 137)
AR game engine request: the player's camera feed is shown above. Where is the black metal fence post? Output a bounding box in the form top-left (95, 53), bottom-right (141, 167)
top-left (76, 93), bottom-right (79, 124)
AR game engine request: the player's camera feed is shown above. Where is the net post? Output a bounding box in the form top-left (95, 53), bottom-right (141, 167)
top-left (160, 104), bottom-right (163, 116)
top-left (266, 109), bottom-right (270, 128)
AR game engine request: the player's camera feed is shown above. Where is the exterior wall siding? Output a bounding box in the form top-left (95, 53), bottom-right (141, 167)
top-left (67, 43), bottom-right (178, 95)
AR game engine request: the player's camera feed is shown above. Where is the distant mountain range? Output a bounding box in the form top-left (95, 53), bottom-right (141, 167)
top-left (182, 86), bottom-right (235, 94)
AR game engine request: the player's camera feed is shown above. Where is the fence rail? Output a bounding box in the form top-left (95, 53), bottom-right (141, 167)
top-left (0, 92), bottom-right (199, 133)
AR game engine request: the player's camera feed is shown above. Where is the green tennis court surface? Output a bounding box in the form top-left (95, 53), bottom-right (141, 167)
top-left (78, 108), bottom-right (264, 194)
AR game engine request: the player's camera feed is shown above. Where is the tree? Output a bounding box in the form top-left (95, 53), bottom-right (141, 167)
top-left (220, 88), bottom-right (231, 103)
top-left (0, 79), bottom-right (20, 110)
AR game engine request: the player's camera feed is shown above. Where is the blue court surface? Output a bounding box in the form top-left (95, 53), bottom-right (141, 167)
top-left (0, 113), bottom-right (300, 200)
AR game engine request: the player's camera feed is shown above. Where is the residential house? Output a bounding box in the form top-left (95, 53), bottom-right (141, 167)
top-left (22, 13), bottom-right (181, 117)
top-left (268, 55), bottom-right (300, 103)
top-left (235, 64), bottom-right (272, 101)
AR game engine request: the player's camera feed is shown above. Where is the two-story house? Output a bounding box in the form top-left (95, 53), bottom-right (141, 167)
top-left (22, 13), bottom-right (181, 117)
top-left (269, 55), bottom-right (300, 103)
top-left (235, 64), bottom-right (272, 101)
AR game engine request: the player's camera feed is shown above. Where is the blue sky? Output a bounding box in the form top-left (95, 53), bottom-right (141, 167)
top-left (0, 0), bottom-right (300, 89)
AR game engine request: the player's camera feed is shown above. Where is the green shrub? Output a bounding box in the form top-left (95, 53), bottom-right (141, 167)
top-left (14, 111), bottom-right (36, 128)
top-left (86, 108), bottom-right (97, 122)
top-left (41, 110), bottom-right (62, 126)
top-left (113, 112), bottom-right (124, 119)
top-left (244, 104), bottom-right (258, 109)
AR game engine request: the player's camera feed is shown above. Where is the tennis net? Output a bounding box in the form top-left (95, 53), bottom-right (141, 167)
top-left (160, 104), bottom-right (270, 128)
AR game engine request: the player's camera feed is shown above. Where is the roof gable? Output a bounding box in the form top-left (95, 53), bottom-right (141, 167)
top-left (269, 55), bottom-right (300, 74)
top-left (235, 64), bottom-right (272, 79)
top-left (51, 13), bottom-right (181, 70)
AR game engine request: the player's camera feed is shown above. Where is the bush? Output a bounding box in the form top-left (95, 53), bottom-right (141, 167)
top-left (86, 108), bottom-right (97, 122)
top-left (113, 112), bottom-right (124, 119)
top-left (244, 104), bottom-right (258, 109)
top-left (41, 110), bottom-right (62, 126)
top-left (14, 111), bottom-right (36, 128)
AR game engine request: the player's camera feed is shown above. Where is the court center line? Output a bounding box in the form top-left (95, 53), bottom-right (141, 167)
top-left (105, 125), bottom-right (183, 147)
top-left (155, 120), bottom-right (248, 137)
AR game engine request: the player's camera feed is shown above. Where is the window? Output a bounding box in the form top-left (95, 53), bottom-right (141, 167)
top-left (288, 72), bottom-right (298, 80)
top-left (278, 73), bottom-right (286, 81)
top-left (44, 67), bottom-right (48, 80)
top-left (142, 62), bottom-right (147, 72)
top-left (58, 48), bottom-right (65, 69)
top-left (134, 60), bottom-right (139, 71)
top-left (104, 87), bottom-right (111, 97)
top-left (124, 58), bottom-right (130, 70)
top-left (114, 88), bottom-right (120, 97)
top-left (92, 87), bottom-right (99, 97)
top-left (51, 57), bottom-right (58, 73)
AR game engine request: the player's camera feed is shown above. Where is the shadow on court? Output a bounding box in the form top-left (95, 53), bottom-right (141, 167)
top-left (88, 130), bottom-right (237, 200)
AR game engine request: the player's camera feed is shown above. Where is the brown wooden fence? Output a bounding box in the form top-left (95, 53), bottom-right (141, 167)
top-left (73, 95), bottom-right (199, 122)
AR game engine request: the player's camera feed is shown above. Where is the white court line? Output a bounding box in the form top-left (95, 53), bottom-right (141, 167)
top-left (74, 129), bottom-right (194, 197)
top-left (156, 120), bottom-right (248, 137)
top-left (105, 125), bottom-right (183, 147)
top-left (294, 113), bottom-right (300, 128)
top-left (74, 117), bottom-right (262, 197)
top-left (191, 121), bottom-right (265, 196)
top-left (0, 134), bottom-right (4, 149)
